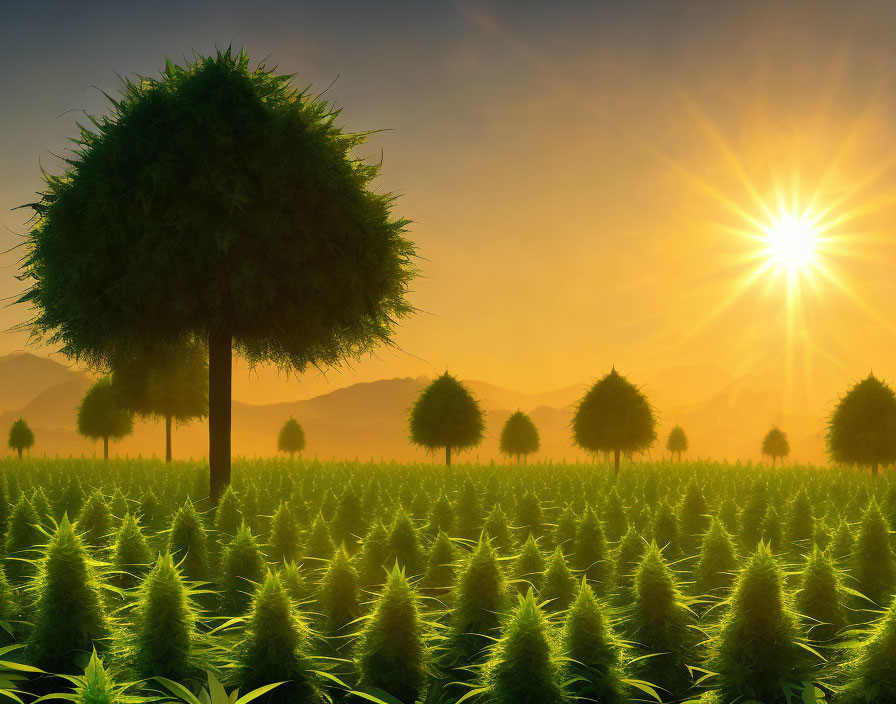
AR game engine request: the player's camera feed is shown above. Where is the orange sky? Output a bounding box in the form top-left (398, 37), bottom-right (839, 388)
top-left (3, 1), bottom-right (896, 412)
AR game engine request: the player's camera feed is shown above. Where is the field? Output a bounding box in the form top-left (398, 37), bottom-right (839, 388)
top-left (0, 458), bottom-right (890, 704)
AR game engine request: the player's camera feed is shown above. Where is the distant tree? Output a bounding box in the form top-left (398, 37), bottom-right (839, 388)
top-left (409, 373), bottom-right (484, 466)
top-left (19, 50), bottom-right (416, 500)
top-left (77, 378), bottom-right (133, 459)
top-left (827, 373), bottom-right (896, 477)
top-left (8, 418), bottom-right (34, 459)
top-left (761, 426), bottom-right (790, 467)
top-left (500, 410), bottom-right (540, 463)
top-left (278, 417), bottom-right (306, 458)
top-left (572, 368), bottom-right (656, 476)
top-left (666, 425), bottom-right (688, 462)
top-left (111, 341), bottom-right (208, 463)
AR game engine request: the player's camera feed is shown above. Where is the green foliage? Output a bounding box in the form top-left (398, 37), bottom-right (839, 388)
top-left (612, 525), bottom-right (646, 598)
top-left (499, 411), bottom-right (540, 461)
top-left (785, 487), bottom-right (816, 553)
top-left (268, 502), bottom-right (300, 564)
top-left (221, 524), bottom-right (266, 613)
top-left (795, 547), bottom-right (846, 642)
top-left (132, 553), bottom-right (197, 681)
top-left (236, 571), bottom-right (325, 704)
top-left (562, 581), bottom-right (626, 704)
top-left (694, 517), bottom-right (738, 597)
top-left (423, 530), bottom-right (458, 590)
top-left (356, 565), bottom-right (427, 704)
top-left (666, 425), bottom-right (688, 459)
top-left (277, 418), bottom-right (306, 457)
top-left (572, 369), bottom-right (656, 467)
top-left (629, 543), bottom-right (693, 700)
top-left (357, 520), bottom-right (390, 589)
top-left (29, 516), bottom-right (108, 672)
top-left (853, 499), bottom-right (895, 605)
top-left (5, 495), bottom-right (41, 583)
top-left (541, 547), bottom-right (577, 613)
top-left (167, 500), bottom-right (210, 581)
top-left (59, 649), bottom-right (146, 704)
top-left (387, 508), bottom-right (425, 576)
top-left (317, 546), bottom-right (359, 634)
top-left (213, 486), bottom-right (242, 539)
top-left (7, 419), bottom-right (34, 458)
top-left (76, 379), bottom-right (133, 452)
top-left (448, 538), bottom-right (510, 665)
top-left (515, 491), bottom-right (544, 538)
top-left (571, 507), bottom-right (610, 592)
top-left (827, 373), bottom-right (896, 473)
top-left (482, 504), bottom-right (513, 555)
top-left (840, 594), bottom-right (896, 703)
top-left (112, 513), bottom-right (152, 589)
top-left (762, 426), bottom-right (790, 465)
top-left (479, 591), bottom-right (566, 704)
top-left (304, 512), bottom-right (335, 562)
top-left (77, 489), bottom-right (113, 546)
top-left (512, 534), bottom-right (546, 593)
top-left (708, 543), bottom-right (814, 704)
top-left (409, 373), bottom-right (485, 464)
top-left (678, 477), bottom-right (709, 553)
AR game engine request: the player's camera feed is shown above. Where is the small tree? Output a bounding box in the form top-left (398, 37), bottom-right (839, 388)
top-left (572, 368), bottom-right (656, 476)
top-left (827, 374), bottom-right (896, 476)
top-left (20, 50), bottom-right (417, 501)
top-left (409, 372), bottom-right (484, 466)
top-left (111, 341), bottom-right (207, 462)
top-left (278, 417), bottom-right (306, 458)
top-left (7, 418), bottom-right (34, 459)
top-left (761, 426), bottom-right (790, 467)
top-left (666, 425), bottom-right (687, 462)
top-left (77, 378), bottom-right (133, 460)
top-left (500, 410), bottom-right (540, 463)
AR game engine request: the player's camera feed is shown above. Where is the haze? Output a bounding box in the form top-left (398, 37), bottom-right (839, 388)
top-left (3, 1), bottom-right (896, 454)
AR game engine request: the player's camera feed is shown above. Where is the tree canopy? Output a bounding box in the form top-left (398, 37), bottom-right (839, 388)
top-left (19, 49), bottom-right (416, 499)
top-left (761, 426), bottom-right (790, 467)
top-left (77, 378), bottom-right (133, 459)
top-left (8, 418), bottom-right (34, 459)
top-left (278, 417), bottom-right (306, 458)
top-left (112, 341), bottom-right (208, 462)
top-left (409, 373), bottom-right (484, 466)
top-left (827, 373), bottom-right (896, 475)
top-left (666, 425), bottom-right (688, 461)
top-left (572, 368), bottom-right (656, 474)
top-left (500, 410), bottom-right (540, 462)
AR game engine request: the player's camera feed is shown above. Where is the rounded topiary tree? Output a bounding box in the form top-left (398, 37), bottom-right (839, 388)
top-left (409, 373), bottom-right (484, 466)
top-left (278, 417), bottom-right (306, 459)
top-left (111, 341), bottom-right (207, 462)
top-left (20, 49), bottom-right (416, 501)
top-left (827, 374), bottom-right (896, 476)
top-left (7, 418), bottom-right (34, 459)
top-left (500, 411), bottom-right (540, 464)
top-left (77, 378), bottom-right (132, 460)
top-left (666, 425), bottom-right (687, 462)
top-left (572, 368), bottom-right (656, 476)
top-left (762, 426), bottom-right (790, 467)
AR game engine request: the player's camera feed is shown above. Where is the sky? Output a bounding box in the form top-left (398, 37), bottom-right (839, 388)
top-left (3, 0), bottom-right (896, 409)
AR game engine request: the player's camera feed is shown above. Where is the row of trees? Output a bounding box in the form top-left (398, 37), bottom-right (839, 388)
top-left (408, 370), bottom-right (896, 475)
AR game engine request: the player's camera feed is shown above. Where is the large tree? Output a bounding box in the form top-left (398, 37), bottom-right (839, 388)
top-left (827, 373), bottom-right (896, 476)
top-left (111, 341), bottom-right (208, 462)
top-left (761, 426), bottom-right (789, 467)
top-left (19, 50), bottom-right (416, 500)
top-left (572, 368), bottom-right (656, 476)
top-left (666, 425), bottom-right (688, 462)
top-left (77, 378), bottom-right (133, 459)
top-left (409, 373), bottom-right (484, 466)
top-left (277, 417), bottom-right (306, 458)
top-left (500, 410), bottom-right (540, 463)
top-left (8, 418), bottom-right (34, 459)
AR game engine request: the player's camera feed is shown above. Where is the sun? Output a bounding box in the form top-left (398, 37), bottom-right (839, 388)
top-left (762, 210), bottom-right (819, 273)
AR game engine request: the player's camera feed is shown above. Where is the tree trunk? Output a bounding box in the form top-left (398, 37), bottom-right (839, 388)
top-left (613, 449), bottom-right (620, 478)
top-left (16, 447), bottom-right (22, 459)
top-left (772, 456), bottom-right (776, 468)
top-left (103, 435), bottom-right (109, 460)
top-left (872, 462), bottom-right (879, 477)
top-left (445, 446), bottom-right (451, 467)
top-left (209, 327), bottom-right (232, 502)
top-left (517, 453), bottom-right (521, 465)
top-left (165, 414), bottom-right (173, 463)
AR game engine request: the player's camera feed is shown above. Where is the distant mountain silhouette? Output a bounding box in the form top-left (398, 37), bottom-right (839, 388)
top-left (0, 352), bottom-right (830, 464)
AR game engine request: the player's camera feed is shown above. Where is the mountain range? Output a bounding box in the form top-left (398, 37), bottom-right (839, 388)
top-left (0, 353), bottom-right (831, 464)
